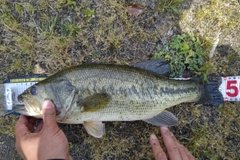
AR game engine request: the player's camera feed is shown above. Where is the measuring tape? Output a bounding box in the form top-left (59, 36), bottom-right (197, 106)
top-left (2, 75), bottom-right (239, 112)
top-left (219, 76), bottom-right (240, 101)
top-left (3, 76), bottom-right (46, 111)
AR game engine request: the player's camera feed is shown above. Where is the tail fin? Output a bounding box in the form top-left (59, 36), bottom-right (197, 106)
top-left (197, 74), bottom-right (224, 106)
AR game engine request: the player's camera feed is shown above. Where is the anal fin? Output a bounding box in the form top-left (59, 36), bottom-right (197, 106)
top-left (143, 111), bottom-right (178, 126)
top-left (83, 121), bottom-right (105, 138)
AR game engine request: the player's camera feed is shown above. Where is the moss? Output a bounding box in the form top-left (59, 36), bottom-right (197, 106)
top-left (155, 0), bottom-right (184, 14)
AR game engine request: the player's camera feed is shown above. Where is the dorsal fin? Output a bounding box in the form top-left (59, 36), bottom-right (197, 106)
top-left (132, 59), bottom-right (171, 77)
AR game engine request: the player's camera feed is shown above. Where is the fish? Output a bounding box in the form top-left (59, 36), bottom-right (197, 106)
top-left (14, 59), bottom-right (224, 138)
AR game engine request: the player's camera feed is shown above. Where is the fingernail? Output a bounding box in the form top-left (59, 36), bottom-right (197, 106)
top-left (43, 101), bottom-right (53, 109)
top-left (44, 105), bottom-right (52, 109)
top-left (151, 134), bottom-right (157, 140)
top-left (161, 126), bottom-right (170, 135)
top-left (170, 132), bottom-right (174, 137)
top-left (161, 126), bottom-right (168, 131)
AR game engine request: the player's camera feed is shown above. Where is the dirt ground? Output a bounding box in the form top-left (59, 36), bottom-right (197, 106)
top-left (0, 0), bottom-right (239, 160)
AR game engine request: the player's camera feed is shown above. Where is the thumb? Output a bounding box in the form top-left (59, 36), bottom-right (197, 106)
top-left (42, 100), bottom-right (58, 129)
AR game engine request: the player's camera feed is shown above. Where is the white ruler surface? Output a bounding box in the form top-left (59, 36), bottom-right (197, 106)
top-left (3, 76), bottom-right (240, 111)
top-left (219, 76), bottom-right (240, 101)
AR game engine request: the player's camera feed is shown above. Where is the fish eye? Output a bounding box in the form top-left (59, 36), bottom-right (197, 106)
top-left (30, 86), bottom-right (37, 95)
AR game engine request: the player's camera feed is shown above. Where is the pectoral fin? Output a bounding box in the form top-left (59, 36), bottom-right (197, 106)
top-left (78, 93), bottom-right (111, 112)
top-left (83, 121), bottom-right (105, 138)
top-left (132, 59), bottom-right (171, 77)
top-left (143, 111), bottom-right (178, 126)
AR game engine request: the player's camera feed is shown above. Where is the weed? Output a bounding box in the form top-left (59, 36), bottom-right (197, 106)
top-left (1, 13), bottom-right (20, 32)
top-left (56, 0), bottom-right (76, 8)
top-left (2, 4), bottom-right (11, 12)
top-left (14, 35), bottom-right (35, 55)
top-left (14, 3), bottom-right (23, 14)
top-left (7, 56), bottom-right (32, 72)
top-left (155, 0), bottom-right (184, 14)
top-left (62, 22), bottom-right (80, 37)
top-left (68, 142), bottom-right (74, 149)
top-left (84, 9), bottom-right (95, 19)
top-left (38, 16), bottom-right (58, 37)
top-left (153, 34), bottom-right (205, 77)
top-left (23, 2), bottom-right (35, 15)
top-left (65, 0), bottom-right (76, 7)
top-left (202, 151), bottom-right (218, 160)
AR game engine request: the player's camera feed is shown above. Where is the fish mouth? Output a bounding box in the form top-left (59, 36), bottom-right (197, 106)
top-left (12, 105), bottom-right (30, 116)
top-left (14, 97), bottom-right (42, 117)
top-left (17, 94), bottom-right (24, 103)
top-left (14, 94), bottom-right (30, 115)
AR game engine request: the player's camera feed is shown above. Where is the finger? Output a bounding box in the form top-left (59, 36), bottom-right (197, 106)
top-left (15, 115), bottom-right (31, 137)
top-left (160, 127), bottom-right (181, 160)
top-left (175, 141), bottom-right (190, 160)
top-left (150, 134), bottom-right (167, 160)
top-left (27, 117), bottom-right (37, 131)
top-left (169, 130), bottom-right (195, 160)
top-left (42, 100), bottom-right (58, 130)
top-left (184, 147), bottom-right (195, 160)
top-left (34, 120), bottom-right (43, 133)
top-left (68, 155), bottom-right (73, 160)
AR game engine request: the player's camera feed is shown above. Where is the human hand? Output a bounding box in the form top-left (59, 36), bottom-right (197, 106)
top-left (15, 100), bottom-right (72, 160)
top-left (150, 127), bottom-right (195, 160)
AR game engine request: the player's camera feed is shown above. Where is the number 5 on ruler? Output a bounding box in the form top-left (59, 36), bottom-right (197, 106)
top-left (226, 80), bottom-right (239, 97)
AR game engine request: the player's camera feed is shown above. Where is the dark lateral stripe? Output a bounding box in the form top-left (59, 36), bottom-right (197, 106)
top-left (159, 86), bottom-right (200, 95)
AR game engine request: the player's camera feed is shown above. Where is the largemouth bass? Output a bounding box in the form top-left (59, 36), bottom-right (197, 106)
top-left (14, 60), bottom-right (223, 138)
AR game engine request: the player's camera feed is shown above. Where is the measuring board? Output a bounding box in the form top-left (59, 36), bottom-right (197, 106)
top-left (1, 76), bottom-right (46, 111)
top-left (1, 76), bottom-right (240, 112)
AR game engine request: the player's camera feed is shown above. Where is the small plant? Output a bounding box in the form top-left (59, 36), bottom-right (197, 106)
top-left (56, 0), bottom-right (76, 8)
top-left (15, 3), bottom-right (23, 14)
top-left (1, 13), bottom-right (20, 31)
top-left (62, 22), bottom-right (80, 37)
top-left (37, 16), bottom-right (58, 37)
top-left (65, 0), bottom-right (76, 7)
top-left (153, 34), bottom-right (205, 77)
top-left (84, 9), bottom-right (95, 18)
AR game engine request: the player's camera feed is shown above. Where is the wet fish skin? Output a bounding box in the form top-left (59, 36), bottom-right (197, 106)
top-left (63, 64), bottom-right (201, 123)
top-left (16, 63), bottom-right (202, 138)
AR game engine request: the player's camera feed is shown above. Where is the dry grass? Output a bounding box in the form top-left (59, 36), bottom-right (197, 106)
top-left (0, 0), bottom-right (239, 159)
top-left (180, 0), bottom-right (240, 53)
